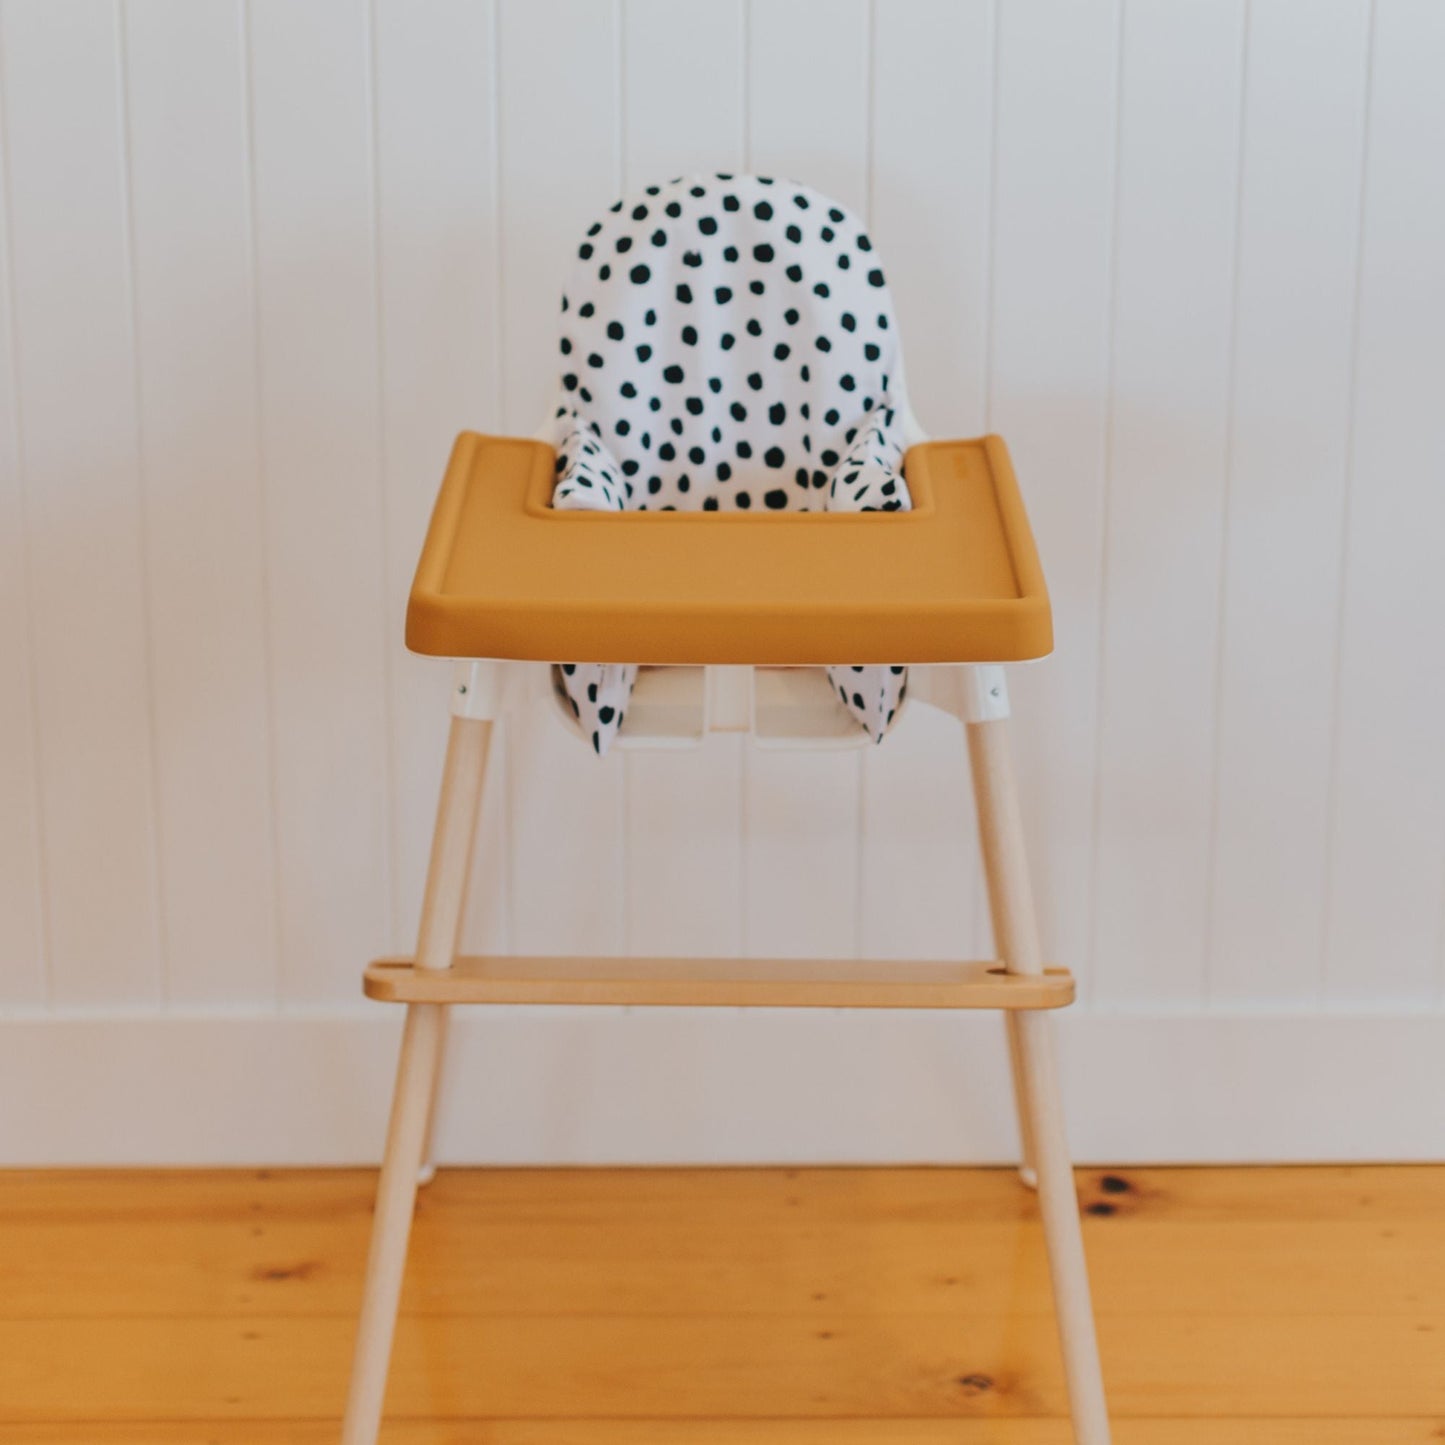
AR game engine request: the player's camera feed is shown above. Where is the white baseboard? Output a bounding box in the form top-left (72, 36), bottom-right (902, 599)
top-left (1, 1007), bottom-right (1441, 1166)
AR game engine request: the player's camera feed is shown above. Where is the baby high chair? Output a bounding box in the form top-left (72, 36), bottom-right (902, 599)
top-left (341, 174), bottom-right (1110, 1444)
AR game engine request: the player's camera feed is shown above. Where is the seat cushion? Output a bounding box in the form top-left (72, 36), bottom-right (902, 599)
top-left (550, 173), bottom-right (911, 752)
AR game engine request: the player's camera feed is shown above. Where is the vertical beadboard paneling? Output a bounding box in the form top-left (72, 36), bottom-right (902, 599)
top-left (988, 0), bottom-right (1119, 983)
top-left (0, 0), bottom-right (162, 1009)
top-left (743, 0), bottom-right (870, 959)
top-left (498, 0), bottom-right (626, 955)
top-left (371, 0), bottom-right (508, 955)
top-left (620, 0), bottom-right (747, 958)
top-left (247, 0), bottom-right (391, 1004)
top-left (1327, 0), bottom-right (1445, 1008)
top-left (859, 0), bottom-right (995, 961)
top-left (1091, 0), bottom-right (1246, 1010)
top-left (0, 92), bottom-right (46, 1007)
top-left (1207, 0), bottom-right (1372, 1008)
top-left (123, 0), bottom-right (279, 1006)
top-left (1, 0), bottom-right (1444, 1071)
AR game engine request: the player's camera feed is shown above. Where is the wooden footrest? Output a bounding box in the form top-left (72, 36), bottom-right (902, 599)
top-left (364, 955), bottom-right (1074, 1010)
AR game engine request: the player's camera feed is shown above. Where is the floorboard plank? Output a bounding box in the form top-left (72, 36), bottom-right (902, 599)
top-left (0, 1422), bottom-right (1439, 1444)
top-left (0, 1311), bottom-right (1440, 1420)
top-left (3, 1164), bottom-right (1440, 1225)
top-left (3, 1216), bottom-right (1440, 1320)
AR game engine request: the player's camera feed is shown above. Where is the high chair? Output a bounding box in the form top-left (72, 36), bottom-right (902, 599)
top-left (341, 174), bottom-right (1110, 1444)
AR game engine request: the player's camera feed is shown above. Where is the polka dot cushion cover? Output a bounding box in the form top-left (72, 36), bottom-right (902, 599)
top-left (551, 173), bottom-right (911, 754)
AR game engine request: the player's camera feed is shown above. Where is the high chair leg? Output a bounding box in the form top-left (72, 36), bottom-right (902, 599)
top-left (417, 1009), bottom-right (450, 1186)
top-left (966, 701), bottom-right (1110, 1445)
top-left (1014, 1009), bottom-right (1109, 1443)
top-left (342, 715), bottom-right (493, 1445)
top-left (341, 1000), bottom-right (446, 1445)
top-left (1005, 1012), bottom-right (1039, 1188)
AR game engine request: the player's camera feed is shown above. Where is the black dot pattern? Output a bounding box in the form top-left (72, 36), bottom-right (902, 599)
top-left (551, 173), bottom-right (910, 754)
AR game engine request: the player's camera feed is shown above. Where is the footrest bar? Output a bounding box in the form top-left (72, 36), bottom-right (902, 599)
top-left (363, 954), bottom-right (1075, 1010)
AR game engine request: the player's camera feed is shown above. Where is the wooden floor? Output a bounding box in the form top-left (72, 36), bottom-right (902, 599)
top-left (0, 1165), bottom-right (1441, 1442)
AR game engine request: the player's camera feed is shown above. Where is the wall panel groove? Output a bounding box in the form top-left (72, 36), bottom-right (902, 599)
top-left (1091, 0), bottom-right (1248, 1010)
top-left (362, 0), bottom-right (401, 962)
top-left (246, 0), bottom-right (392, 1006)
top-left (1324, 0), bottom-right (1445, 1009)
top-left (1082, 0), bottom-right (1127, 1009)
top-left (1317, 0), bottom-right (1377, 1014)
top-left (1, 0), bottom-right (163, 1010)
top-left (114, 3), bottom-right (173, 1005)
top-left (123, 0), bottom-right (281, 1008)
top-left (0, 41), bottom-right (49, 1009)
top-left (238, 0), bottom-right (289, 1010)
top-left (1206, 0), bottom-right (1373, 1009)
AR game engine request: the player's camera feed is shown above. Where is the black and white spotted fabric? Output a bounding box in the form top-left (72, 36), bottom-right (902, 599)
top-left (551, 173), bottom-right (911, 754)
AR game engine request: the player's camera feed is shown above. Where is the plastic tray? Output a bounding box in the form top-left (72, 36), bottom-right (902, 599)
top-left (406, 432), bottom-right (1052, 665)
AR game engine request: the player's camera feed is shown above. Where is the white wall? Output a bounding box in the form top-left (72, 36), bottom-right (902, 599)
top-left (2, 0), bottom-right (1443, 1165)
